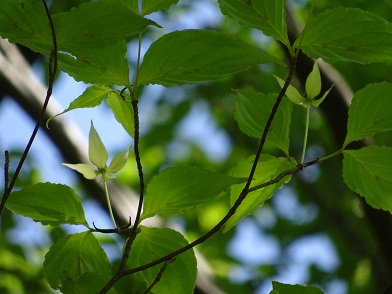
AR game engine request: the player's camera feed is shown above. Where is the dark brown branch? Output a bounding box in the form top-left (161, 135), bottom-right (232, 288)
top-left (3, 151), bottom-right (9, 192)
top-left (0, 0), bottom-right (57, 215)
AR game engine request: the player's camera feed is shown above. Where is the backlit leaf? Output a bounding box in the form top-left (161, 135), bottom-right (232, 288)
top-left (6, 183), bottom-right (87, 226)
top-left (107, 91), bottom-right (135, 138)
top-left (218, 0), bottom-right (290, 47)
top-left (44, 232), bottom-right (112, 290)
top-left (127, 227), bottom-right (197, 294)
top-left (138, 29), bottom-right (279, 86)
top-left (89, 122), bottom-right (108, 169)
top-left (343, 146), bottom-right (392, 212)
top-left (58, 41), bottom-right (130, 86)
top-left (305, 62), bottom-right (321, 99)
top-left (296, 7), bottom-right (392, 64)
top-left (47, 85), bottom-right (112, 127)
top-left (52, 0), bottom-right (158, 57)
top-left (141, 0), bottom-right (179, 16)
top-left (0, 0), bottom-right (52, 54)
top-left (270, 281), bottom-right (324, 294)
top-left (224, 155), bottom-right (296, 232)
top-left (234, 90), bottom-right (292, 155)
top-left (141, 166), bottom-right (246, 220)
top-left (344, 82), bottom-right (392, 148)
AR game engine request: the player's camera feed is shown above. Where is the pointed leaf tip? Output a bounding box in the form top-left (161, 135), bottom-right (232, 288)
top-left (89, 121), bottom-right (108, 168)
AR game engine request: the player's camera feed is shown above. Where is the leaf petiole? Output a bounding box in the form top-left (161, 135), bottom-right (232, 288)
top-left (103, 180), bottom-right (117, 229)
top-left (301, 103), bottom-right (311, 164)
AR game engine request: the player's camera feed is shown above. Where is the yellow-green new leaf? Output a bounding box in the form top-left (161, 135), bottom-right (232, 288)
top-left (305, 62), bottom-right (321, 99)
top-left (275, 76), bottom-right (306, 105)
top-left (62, 163), bottom-right (98, 180)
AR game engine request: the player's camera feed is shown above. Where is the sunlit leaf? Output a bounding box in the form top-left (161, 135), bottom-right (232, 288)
top-left (270, 281), bottom-right (324, 294)
top-left (107, 149), bottom-right (130, 174)
top-left (141, 166), bottom-right (246, 220)
top-left (343, 146), bottom-right (392, 212)
top-left (127, 227), bottom-right (197, 294)
top-left (47, 85), bottom-right (112, 127)
top-left (138, 29), bottom-right (279, 86)
top-left (44, 232), bottom-right (112, 290)
top-left (218, 0), bottom-right (290, 47)
top-left (296, 7), bottom-right (392, 64)
top-left (107, 91), bottom-right (135, 137)
top-left (344, 82), bottom-right (392, 148)
top-left (141, 0), bottom-right (179, 16)
top-left (89, 122), bottom-right (108, 169)
top-left (6, 183), bottom-right (87, 226)
top-left (234, 90), bottom-right (292, 155)
top-left (0, 0), bottom-right (52, 54)
top-left (224, 155), bottom-right (296, 232)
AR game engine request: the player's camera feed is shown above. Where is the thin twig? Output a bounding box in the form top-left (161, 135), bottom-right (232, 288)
top-left (3, 151), bottom-right (9, 192)
top-left (142, 258), bottom-right (175, 294)
top-left (0, 0), bottom-right (57, 215)
top-left (119, 55), bottom-right (299, 277)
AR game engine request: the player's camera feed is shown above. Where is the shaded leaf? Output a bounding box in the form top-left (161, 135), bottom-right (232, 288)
top-left (0, 0), bottom-right (52, 54)
top-left (61, 273), bottom-right (116, 294)
top-left (343, 146), bottom-right (392, 212)
top-left (344, 82), bottom-right (392, 148)
top-left (44, 232), bottom-right (111, 290)
top-left (275, 76), bottom-right (306, 105)
top-left (58, 41), bottom-right (130, 86)
top-left (52, 0), bottom-right (158, 57)
top-left (6, 183), bottom-right (87, 226)
top-left (138, 29), bottom-right (279, 86)
top-left (234, 90), bottom-right (292, 155)
top-left (127, 227), bottom-right (197, 294)
top-left (224, 155), bottom-right (296, 232)
top-left (89, 122), bottom-right (108, 169)
top-left (107, 91), bottom-right (135, 137)
top-left (141, 0), bottom-right (179, 16)
top-left (296, 7), bottom-right (392, 64)
top-left (270, 281), bottom-right (324, 294)
top-left (141, 166), bottom-right (246, 220)
top-left (218, 0), bottom-right (290, 47)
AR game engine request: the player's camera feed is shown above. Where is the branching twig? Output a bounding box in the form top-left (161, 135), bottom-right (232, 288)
top-left (0, 0), bottom-right (57, 215)
top-left (142, 258), bottom-right (175, 294)
top-left (118, 55), bottom-right (299, 278)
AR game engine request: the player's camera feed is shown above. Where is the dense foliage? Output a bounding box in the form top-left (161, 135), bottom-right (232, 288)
top-left (1, 0), bottom-right (392, 293)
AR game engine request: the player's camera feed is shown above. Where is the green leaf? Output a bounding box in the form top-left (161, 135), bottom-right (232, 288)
top-left (270, 281), bottom-right (324, 294)
top-left (61, 273), bottom-right (116, 294)
top-left (6, 183), bottom-right (87, 226)
top-left (218, 0), bottom-right (290, 47)
top-left (344, 82), bottom-right (392, 148)
top-left (62, 163), bottom-right (98, 180)
top-left (0, 0), bottom-right (52, 54)
top-left (127, 227), bottom-right (197, 294)
top-left (234, 90), bottom-right (292, 155)
top-left (52, 0), bottom-right (158, 57)
top-left (275, 76), bottom-right (306, 105)
top-left (141, 166), bottom-right (246, 220)
top-left (58, 41), bottom-right (130, 86)
top-left (141, 0), bottom-right (179, 16)
top-left (305, 62), bottom-right (321, 99)
top-left (47, 85), bottom-right (112, 127)
top-left (138, 29), bottom-right (279, 86)
top-left (310, 85), bottom-right (333, 108)
top-left (107, 91), bottom-right (135, 137)
top-left (343, 146), bottom-right (392, 213)
top-left (296, 7), bottom-right (392, 64)
top-left (89, 122), bottom-right (108, 169)
top-left (44, 232), bottom-right (112, 290)
top-left (224, 155), bottom-right (296, 232)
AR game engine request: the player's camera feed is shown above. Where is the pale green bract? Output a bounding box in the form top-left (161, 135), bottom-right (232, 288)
top-left (63, 121), bottom-right (130, 181)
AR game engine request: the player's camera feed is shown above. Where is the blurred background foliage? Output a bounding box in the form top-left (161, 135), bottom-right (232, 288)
top-left (1, 0), bottom-right (392, 293)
